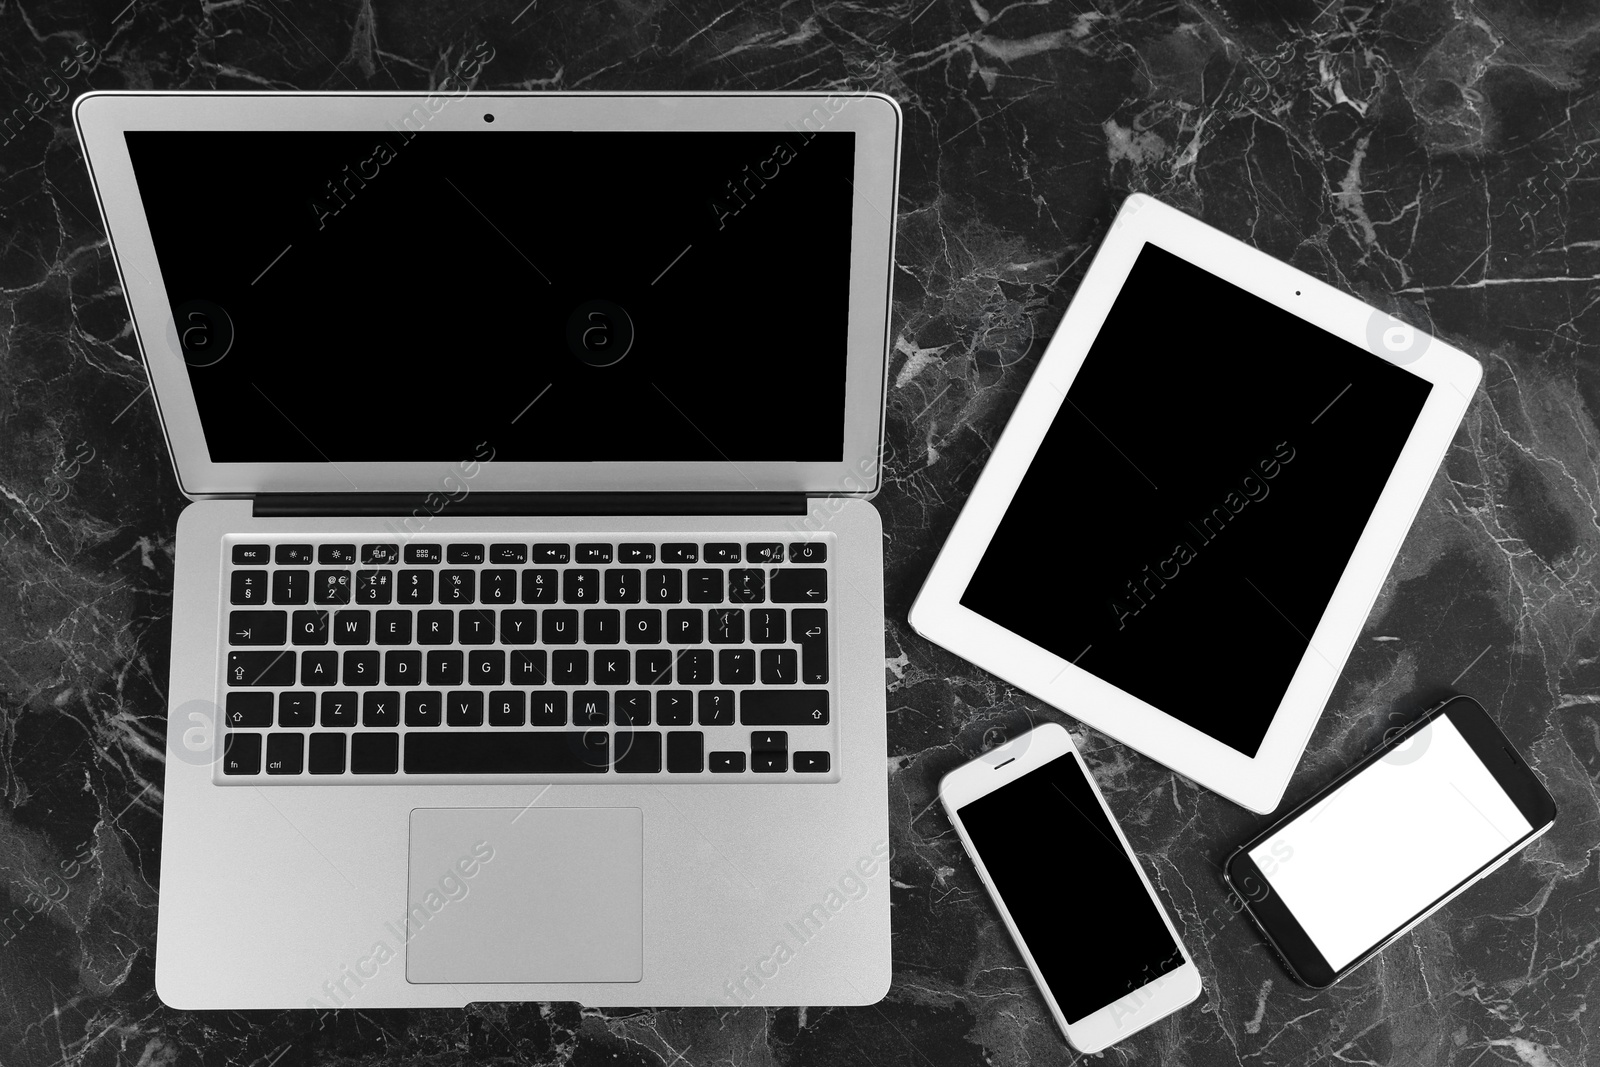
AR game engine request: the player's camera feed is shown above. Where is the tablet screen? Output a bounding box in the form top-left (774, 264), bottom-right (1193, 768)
top-left (960, 243), bottom-right (1433, 757)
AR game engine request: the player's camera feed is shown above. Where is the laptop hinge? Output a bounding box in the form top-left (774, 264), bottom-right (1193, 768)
top-left (251, 493), bottom-right (809, 519)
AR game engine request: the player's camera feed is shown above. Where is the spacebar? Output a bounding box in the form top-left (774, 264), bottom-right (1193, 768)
top-left (403, 733), bottom-right (609, 774)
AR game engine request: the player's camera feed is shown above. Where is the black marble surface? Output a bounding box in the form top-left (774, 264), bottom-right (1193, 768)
top-left (4, 1), bottom-right (1600, 1064)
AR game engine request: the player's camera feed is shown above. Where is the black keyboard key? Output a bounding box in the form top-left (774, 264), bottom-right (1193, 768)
top-left (446, 543), bottom-right (485, 564)
top-left (405, 543), bottom-right (442, 564)
top-left (789, 542), bottom-right (826, 563)
top-left (626, 608), bottom-right (661, 644)
top-left (363, 691), bottom-right (400, 727)
top-left (616, 691), bottom-right (651, 725)
top-left (619, 543), bottom-right (656, 564)
top-left (233, 544), bottom-right (270, 565)
top-left (447, 690), bottom-right (484, 726)
top-left (687, 569), bottom-right (724, 603)
top-left (657, 690), bottom-right (693, 725)
top-left (646, 569), bottom-right (683, 603)
top-left (481, 569), bottom-right (516, 604)
top-left (231, 570), bottom-right (268, 605)
top-left (398, 569), bottom-right (434, 604)
top-left (552, 649), bottom-right (589, 685)
top-left (753, 751), bottom-right (788, 773)
top-left (343, 650), bottom-right (379, 685)
top-left (746, 542), bottom-right (784, 563)
top-left (351, 733), bottom-right (399, 774)
top-left (750, 608), bottom-right (787, 644)
top-left (405, 732), bottom-right (609, 774)
top-left (577, 543), bottom-right (613, 564)
top-left (770, 568), bottom-right (826, 603)
top-left (677, 649), bottom-right (713, 685)
top-left (710, 751), bottom-right (745, 773)
top-left (741, 690), bottom-right (829, 726)
top-left (440, 569), bottom-right (475, 604)
top-left (272, 569), bottom-right (310, 605)
top-left (511, 649), bottom-right (547, 685)
top-left (704, 543), bottom-right (740, 563)
top-left (793, 609), bottom-right (829, 683)
top-left (229, 610), bottom-right (287, 646)
top-left (615, 731), bottom-right (661, 773)
top-left (728, 569), bottom-right (765, 603)
top-left (564, 569), bottom-right (599, 604)
top-left (667, 609), bottom-right (702, 644)
top-left (355, 570), bottom-right (392, 604)
top-left (361, 543), bottom-right (399, 565)
top-left (605, 568), bottom-right (641, 603)
top-left (751, 730), bottom-right (787, 751)
top-left (584, 609), bottom-right (621, 645)
top-left (227, 650), bottom-right (295, 686)
top-left (301, 650), bottom-right (337, 685)
top-left (594, 649), bottom-right (630, 684)
top-left (279, 691), bottom-right (316, 727)
top-left (530, 691), bottom-right (567, 726)
top-left (460, 610), bottom-right (497, 645)
top-left (709, 609), bottom-right (745, 644)
top-left (276, 544), bottom-right (313, 565)
top-left (501, 610), bottom-right (538, 644)
top-left (223, 732), bottom-right (261, 774)
top-left (266, 733), bottom-right (304, 774)
top-left (315, 570), bottom-right (351, 605)
top-left (667, 731), bottom-right (704, 772)
top-left (333, 609), bottom-right (371, 645)
top-left (532, 543), bottom-right (570, 564)
top-left (376, 610), bottom-right (412, 645)
top-left (793, 751), bottom-right (830, 773)
top-left (321, 691), bottom-right (358, 727)
top-left (718, 648), bottom-right (755, 685)
top-left (385, 649), bottom-right (422, 686)
top-left (662, 543), bottom-right (698, 563)
top-left (427, 650), bottom-right (464, 686)
top-left (308, 733), bottom-right (346, 774)
top-left (488, 690), bottom-right (525, 726)
top-left (320, 544), bottom-right (357, 565)
top-left (225, 692), bottom-right (274, 728)
top-left (469, 649), bottom-right (505, 685)
top-left (574, 691), bottom-right (609, 726)
top-left (522, 568), bottom-right (559, 604)
top-left (760, 648), bottom-right (798, 685)
top-left (543, 609), bottom-right (579, 644)
top-left (698, 689), bottom-right (735, 726)
top-left (490, 543), bottom-right (527, 564)
top-left (405, 691), bottom-right (442, 727)
top-left (417, 610), bottom-right (454, 644)
top-left (637, 649), bottom-right (673, 685)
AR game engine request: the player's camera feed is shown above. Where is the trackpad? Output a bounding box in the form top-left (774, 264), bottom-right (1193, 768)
top-left (406, 807), bottom-right (642, 983)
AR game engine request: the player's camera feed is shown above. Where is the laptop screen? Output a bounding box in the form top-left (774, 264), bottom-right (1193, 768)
top-left (123, 131), bottom-right (856, 464)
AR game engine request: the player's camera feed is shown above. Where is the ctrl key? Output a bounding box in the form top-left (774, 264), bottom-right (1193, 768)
top-left (222, 732), bottom-right (261, 775)
top-left (266, 733), bottom-right (304, 774)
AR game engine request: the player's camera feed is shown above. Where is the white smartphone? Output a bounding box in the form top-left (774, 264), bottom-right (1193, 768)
top-left (940, 722), bottom-right (1201, 1052)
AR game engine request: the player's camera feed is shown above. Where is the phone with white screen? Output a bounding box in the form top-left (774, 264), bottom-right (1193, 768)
top-left (1227, 695), bottom-right (1556, 987)
top-left (940, 722), bottom-right (1201, 1052)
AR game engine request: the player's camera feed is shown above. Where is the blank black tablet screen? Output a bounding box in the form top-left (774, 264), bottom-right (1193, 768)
top-left (961, 243), bottom-right (1433, 756)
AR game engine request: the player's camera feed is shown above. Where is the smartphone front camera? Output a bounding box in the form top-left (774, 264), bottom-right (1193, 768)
top-left (484, 113), bottom-right (495, 123)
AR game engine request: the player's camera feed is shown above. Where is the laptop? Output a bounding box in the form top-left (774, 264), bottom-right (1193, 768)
top-left (75, 91), bottom-right (900, 1009)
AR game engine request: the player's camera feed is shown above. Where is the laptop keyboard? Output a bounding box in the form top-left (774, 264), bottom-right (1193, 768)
top-left (216, 537), bottom-right (836, 781)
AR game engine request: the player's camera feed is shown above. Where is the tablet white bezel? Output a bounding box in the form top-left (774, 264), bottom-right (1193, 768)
top-left (910, 194), bottom-right (1482, 814)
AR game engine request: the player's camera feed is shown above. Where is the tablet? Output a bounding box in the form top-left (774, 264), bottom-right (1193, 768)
top-left (910, 194), bottom-right (1481, 813)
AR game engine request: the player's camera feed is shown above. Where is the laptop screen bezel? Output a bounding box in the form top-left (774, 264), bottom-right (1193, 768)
top-left (75, 91), bottom-right (898, 498)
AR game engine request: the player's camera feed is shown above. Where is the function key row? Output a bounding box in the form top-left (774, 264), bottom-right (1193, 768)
top-left (232, 541), bottom-right (827, 567)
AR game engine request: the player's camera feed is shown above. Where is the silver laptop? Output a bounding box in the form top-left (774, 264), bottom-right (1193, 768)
top-left (76, 91), bottom-right (899, 1009)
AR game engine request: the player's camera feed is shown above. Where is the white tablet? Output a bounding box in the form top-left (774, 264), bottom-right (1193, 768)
top-left (910, 194), bottom-right (1481, 814)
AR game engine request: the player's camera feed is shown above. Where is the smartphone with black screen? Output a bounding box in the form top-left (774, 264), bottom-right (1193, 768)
top-left (1227, 695), bottom-right (1556, 987)
top-left (940, 722), bottom-right (1201, 1052)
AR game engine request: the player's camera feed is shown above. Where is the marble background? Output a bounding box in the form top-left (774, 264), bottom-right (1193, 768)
top-left (4, 0), bottom-right (1599, 1064)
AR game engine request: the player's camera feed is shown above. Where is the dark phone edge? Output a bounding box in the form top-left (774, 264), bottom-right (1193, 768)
top-left (1225, 695), bottom-right (1556, 988)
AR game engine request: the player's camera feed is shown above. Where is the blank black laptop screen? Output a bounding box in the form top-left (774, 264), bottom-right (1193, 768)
top-left (123, 131), bottom-right (857, 463)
